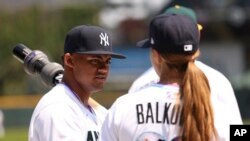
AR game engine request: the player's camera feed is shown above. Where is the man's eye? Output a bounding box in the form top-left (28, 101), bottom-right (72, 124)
top-left (87, 59), bottom-right (111, 67)
top-left (89, 59), bottom-right (100, 65)
top-left (106, 60), bottom-right (111, 64)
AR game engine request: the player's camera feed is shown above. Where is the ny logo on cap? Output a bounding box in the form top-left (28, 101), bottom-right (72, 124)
top-left (99, 33), bottom-right (109, 46)
top-left (184, 44), bottom-right (193, 51)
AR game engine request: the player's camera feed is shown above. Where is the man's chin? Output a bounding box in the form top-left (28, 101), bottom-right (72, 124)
top-left (92, 85), bottom-right (104, 93)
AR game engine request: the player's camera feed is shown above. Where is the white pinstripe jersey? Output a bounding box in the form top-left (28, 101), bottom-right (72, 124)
top-left (29, 83), bottom-right (107, 141)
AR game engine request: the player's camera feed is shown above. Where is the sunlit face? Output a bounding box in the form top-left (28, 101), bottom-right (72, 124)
top-left (70, 53), bottom-right (111, 93)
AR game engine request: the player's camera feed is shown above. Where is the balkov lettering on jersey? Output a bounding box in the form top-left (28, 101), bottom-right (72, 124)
top-left (136, 102), bottom-right (182, 125)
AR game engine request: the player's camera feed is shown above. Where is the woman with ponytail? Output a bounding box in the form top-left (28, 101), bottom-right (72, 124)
top-left (100, 13), bottom-right (242, 141)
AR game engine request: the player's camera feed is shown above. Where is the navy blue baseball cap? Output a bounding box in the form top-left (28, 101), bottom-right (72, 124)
top-left (64, 25), bottom-right (126, 59)
top-left (137, 13), bottom-right (200, 54)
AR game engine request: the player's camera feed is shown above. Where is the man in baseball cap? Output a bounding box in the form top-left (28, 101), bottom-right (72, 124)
top-left (29, 25), bottom-right (125, 141)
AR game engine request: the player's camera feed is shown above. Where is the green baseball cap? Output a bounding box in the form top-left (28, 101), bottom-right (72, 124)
top-left (165, 5), bottom-right (203, 30)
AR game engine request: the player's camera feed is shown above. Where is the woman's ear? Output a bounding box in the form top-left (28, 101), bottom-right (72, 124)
top-left (150, 48), bottom-right (163, 76)
top-left (63, 53), bottom-right (74, 68)
top-left (151, 48), bottom-right (162, 65)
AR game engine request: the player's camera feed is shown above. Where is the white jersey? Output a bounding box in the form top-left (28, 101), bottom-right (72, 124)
top-left (100, 61), bottom-right (242, 141)
top-left (128, 61), bottom-right (242, 125)
top-left (29, 83), bottom-right (107, 141)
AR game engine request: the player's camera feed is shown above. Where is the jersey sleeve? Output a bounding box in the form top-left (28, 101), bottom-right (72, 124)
top-left (30, 103), bottom-right (85, 141)
top-left (196, 61), bottom-right (243, 124)
top-left (216, 75), bottom-right (243, 124)
top-left (210, 76), bottom-right (243, 141)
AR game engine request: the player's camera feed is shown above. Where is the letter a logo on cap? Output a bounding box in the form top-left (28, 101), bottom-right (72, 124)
top-left (184, 44), bottom-right (193, 51)
top-left (99, 33), bottom-right (109, 46)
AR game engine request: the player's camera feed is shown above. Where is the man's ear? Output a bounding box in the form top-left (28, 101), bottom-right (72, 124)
top-left (64, 53), bottom-right (74, 68)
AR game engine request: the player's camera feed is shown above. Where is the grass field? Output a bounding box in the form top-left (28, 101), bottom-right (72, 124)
top-left (0, 126), bottom-right (28, 141)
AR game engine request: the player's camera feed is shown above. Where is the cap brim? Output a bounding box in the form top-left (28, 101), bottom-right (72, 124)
top-left (75, 51), bottom-right (126, 59)
top-left (136, 39), bottom-right (151, 48)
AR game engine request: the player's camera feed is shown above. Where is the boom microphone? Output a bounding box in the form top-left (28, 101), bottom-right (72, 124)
top-left (12, 43), bottom-right (64, 87)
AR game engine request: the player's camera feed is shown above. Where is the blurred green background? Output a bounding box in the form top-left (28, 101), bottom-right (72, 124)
top-left (0, 0), bottom-right (250, 140)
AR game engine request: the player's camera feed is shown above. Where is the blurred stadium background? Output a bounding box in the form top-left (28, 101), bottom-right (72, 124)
top-left (0, 0), bottom-right (250, 140)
